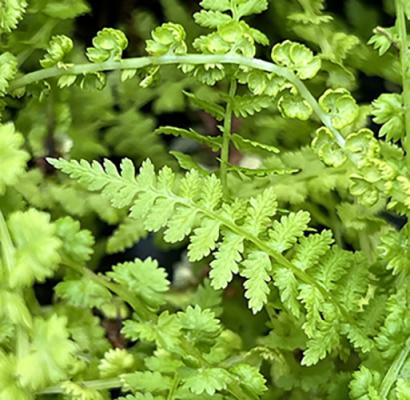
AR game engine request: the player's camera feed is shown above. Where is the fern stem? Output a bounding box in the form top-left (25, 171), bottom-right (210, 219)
top-left (9, 54), bottom-right (346, 150)
top-left (396, 0), bottom-right (410, 167)
top-left (37, 377), bottom-right (122, 395)
top-left (63, 260), bottom-right (154, 321)
top-left (0, 209), bottom-right (15, 274)
top-left (167, 374), bottom-right (181, 400)
top-left (0, 210), bottom-right (31, 359)
top-left (220, 79), bottom-right (237, 196)
top-left (380, 337), bottom-right (410, 399)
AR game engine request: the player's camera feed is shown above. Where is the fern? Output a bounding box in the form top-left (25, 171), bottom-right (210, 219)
top-left (51, 153), bottom-right (374, 371)
top-left (1, 0), bottom-right (410, 398)
top-left (51, 158), bottom-right (327, 314)
top-left (106, 217), bottom-right (147, 254)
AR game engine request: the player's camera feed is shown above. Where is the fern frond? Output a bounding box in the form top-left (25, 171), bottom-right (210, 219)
top-left (48, 158), bottom-right (139, 209)
top-left (240, 251), bottom-right (272, 313)
top-left (268, 211), bottom-right (311, 253)
top-left (292, 230), bottom-right (334, 271)
top-left (188, 218), bottom-right (221, 261)
top-left (231, 95), bottom-right (272, 118)
top-left (273, 267), bottom-right (301, 318)
top-left (243, 187), bottom-right (277, 236)
top-left (106, 217), bottom-right (147, 254)
top-left (209, 231), bottom-right (243, 289)
top-left (51, 157), bottom-right (351, 319)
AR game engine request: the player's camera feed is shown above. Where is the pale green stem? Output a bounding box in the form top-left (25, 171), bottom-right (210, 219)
top-left (396, 0), bottom-right (410, 167)
top-left (166, 374), bottom-right (181, 400)
top-left (380, 337), bottom-right (410, 399)
top-left (9, 54), bottom-right (346, 149)
top-left (220, 79), bottom-right (237, 196)
top-left (0, 210), bottom-right (30, 357)
top-left (37, 377), bottom-right (122, 394)
top-left (63, 260), bottom-right (154, 321)
top-left (0, 209), bottom-right (15, 274)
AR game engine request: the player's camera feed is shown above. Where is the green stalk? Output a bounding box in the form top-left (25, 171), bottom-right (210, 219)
top-left (37, 378), bottom-right (122, 395)
top-left (0, 210), bottom-right (30, 357)
top-left (396, 0), bottom-right (410, 167)
top-left (0, 209), bottom-right (15, 274)
top-left (166, 374), bottom-right (181, 400)
top-left (64, 260), bottom-right (154, 321)
top-left (9, 54), bottom-right (347, 151)
top-left (380, 337), bottom-right (410, 399)
top-left (220, 79), bottom-right (237, 196)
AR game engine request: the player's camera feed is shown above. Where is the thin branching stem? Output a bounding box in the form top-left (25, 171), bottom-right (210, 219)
top-left (63, 260), bottom-right (155, 321)
top-left (220, 79), bottom-right (237, 196)
top-left (10, 54), bottom-right (346, 150)
top-left (166, 374), bottom-right (181, 400)
top-left (380, 337), bottom-right (410, 399)
top-left (0, 209), bottom-right (15, 274)
top-left (37, 378), bottom-right (122, 395)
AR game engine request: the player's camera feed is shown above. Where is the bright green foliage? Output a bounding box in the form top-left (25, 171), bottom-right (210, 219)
top-left (231, 95), bottom-right (272, 118)
top-left (48, 158), bottom-right (139, 209)
top-left (40, 35), bottom-right (73, 68)
top-left (199, 0), bottom-right (269, 19)
top-left (122, 371), bottom-right (172, 394)
top-left (0, 52), bottom-right (18, 96)
top-left (292, 230), bottom-right (334, 270)
top-left (146, 23), bottom-right (187, 56)
top-left (378, 224), bottom-right (410, 275)
top-left (0, 351), bottom-right (30, 399)
top-left (0, 123), bottom-right (29, 193)
top-left (99, 348), bottom-right (135, 378)
top-left (350, 366), bottom-right (382, 400)
top-left (1, 0), bottom-right (410, 399)
top-left (61, 381), bottom-right (104, 400)
top-left (345, 129), bottom-right (380, 166)
top-left (368, 27), bottom-right (397, 56)
top-left (231, 134), bottom-right (279, 156)
top-left (278, 91), bottom-right (313, 120)
top-left (0, 0), bottom-right (27, 33)
top-left (230, 364), bottom-right (267, 396)
top-left (155, 126), bottom-right (222, 151)
top-left (56, 277), bottom-right (112, 308)
top-left (181, 367), bottom-right (232, 395)
top-left (54, 216), bottom-right (94, 263)
top-left (209, 232), bottom-right (243, 289)
top-left (240, 251), bottom-right (271, 313)
top-left (86, 28), bottom-right (128, 63)
top-left (178, 305), bottom-right (221, 342)
top-left (106, 217), bottom-right (148, 254)
top-left (8, 209), bottom-right (61, 288)
top-left (188, 218), bottom-right (221, 261)
top-left (51, 158), bottom-right (328, 314)
top-left (319, 88), bottom-right (359, 129)
top-left (269, 211), bottom-right (310, 252)
top-left (271, 40), bottom-right (321, 80)
top-left (108, 258), bottom-right (170, 309)
top-left (16, 315), bottom-right (76, 390)
top-left (312, 127), bottom-right (347, 166)
top-left (372, 93), bottom-right (404, 142)
top-left (375, 289), bottom-right (410, 360)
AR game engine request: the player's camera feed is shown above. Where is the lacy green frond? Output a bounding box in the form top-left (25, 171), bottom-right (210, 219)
top-left (0, 53), bottom-right (18, 97)
top-left (0, 0), bottom-right (27, 33)
top-left (51, 157), bottom-right (356, 330)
